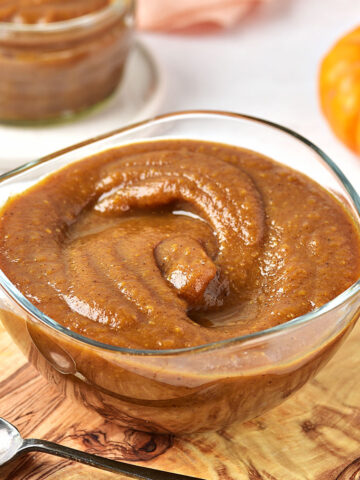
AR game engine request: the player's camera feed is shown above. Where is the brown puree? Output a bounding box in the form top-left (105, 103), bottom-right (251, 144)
top-left (0, 0), bottom-right (132, 122)
top-left (1, 140), bottom-right (360, 350)
top-left (0, 0), bottom-right (111, 24)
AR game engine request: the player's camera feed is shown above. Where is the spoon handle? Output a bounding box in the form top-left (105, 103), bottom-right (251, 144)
top-left (18, 438), bottom-right (204, 480)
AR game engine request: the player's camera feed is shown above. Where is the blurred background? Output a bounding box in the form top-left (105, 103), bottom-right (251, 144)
top-left (0, 0), bottom-right (359, 190)
top-left (138, 0), bottom-right (359, 186)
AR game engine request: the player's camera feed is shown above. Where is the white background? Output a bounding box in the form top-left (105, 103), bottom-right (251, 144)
top-left (141, 0), bottom-right (360, 189)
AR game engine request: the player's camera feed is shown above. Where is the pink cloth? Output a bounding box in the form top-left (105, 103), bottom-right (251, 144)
top-left (136, 0), bottom-right (262, 32)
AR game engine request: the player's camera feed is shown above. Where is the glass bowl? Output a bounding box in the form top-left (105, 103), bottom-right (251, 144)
top-left (0, 0), bottom-right (134, 124)
top-left (0, 110), bottom-right (359, 434)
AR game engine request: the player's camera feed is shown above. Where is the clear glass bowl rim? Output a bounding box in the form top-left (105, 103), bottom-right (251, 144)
top-left (0, 0), bottom-right (129, 34)
top-left (1, 109), bottom-right (360, 356)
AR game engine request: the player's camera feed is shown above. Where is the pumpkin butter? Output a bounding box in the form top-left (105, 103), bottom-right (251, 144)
top-left (0, 0), bottom-right (111, 23)
top-left (0, 140), bottom-right (359, 350)
top-left (0, 0), bottom-right (133, 122)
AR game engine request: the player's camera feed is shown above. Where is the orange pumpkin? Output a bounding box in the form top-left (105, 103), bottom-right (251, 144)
top-left (319, 26), bottom-right (360, 154)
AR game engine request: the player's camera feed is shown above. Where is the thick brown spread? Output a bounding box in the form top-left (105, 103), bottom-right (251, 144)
top-left (0, 0), bottom-right (111, 24)
top-left (1, 140), bottom-right (359, 350)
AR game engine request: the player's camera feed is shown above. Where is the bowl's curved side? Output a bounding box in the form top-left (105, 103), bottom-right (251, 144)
top-left (0, 287), bottom-right (359, 433)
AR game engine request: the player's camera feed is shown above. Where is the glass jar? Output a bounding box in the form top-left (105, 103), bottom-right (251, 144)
top-left (0, 0), bottom-right (134, 124)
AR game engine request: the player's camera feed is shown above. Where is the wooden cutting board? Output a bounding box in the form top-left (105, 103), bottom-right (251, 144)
top-left (0, 319), bottom-right (359, 480)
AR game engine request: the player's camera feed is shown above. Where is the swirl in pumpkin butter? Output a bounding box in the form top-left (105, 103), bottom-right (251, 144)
top-left (0, 140), bottom-right (359, 350)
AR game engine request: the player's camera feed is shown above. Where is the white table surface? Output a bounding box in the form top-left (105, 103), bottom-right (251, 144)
top-left (140, 0), bottom-right (360, 190)
top-left (1, 0), bottom-right (359, 190)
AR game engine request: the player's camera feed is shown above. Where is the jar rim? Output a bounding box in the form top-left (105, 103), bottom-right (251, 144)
top-left (0, 0), bottom-right (129, 34)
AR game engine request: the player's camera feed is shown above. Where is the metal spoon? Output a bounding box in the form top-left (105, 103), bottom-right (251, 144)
top-left (0, 418), bottom-right (204, 480)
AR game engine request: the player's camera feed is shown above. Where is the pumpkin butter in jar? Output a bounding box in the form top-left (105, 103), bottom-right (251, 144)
top-left (0, 0), bottom-right (134, 123)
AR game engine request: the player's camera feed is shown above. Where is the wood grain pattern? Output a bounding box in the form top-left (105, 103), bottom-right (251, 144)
top-left (0, 319), bottom-right (359, 480)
